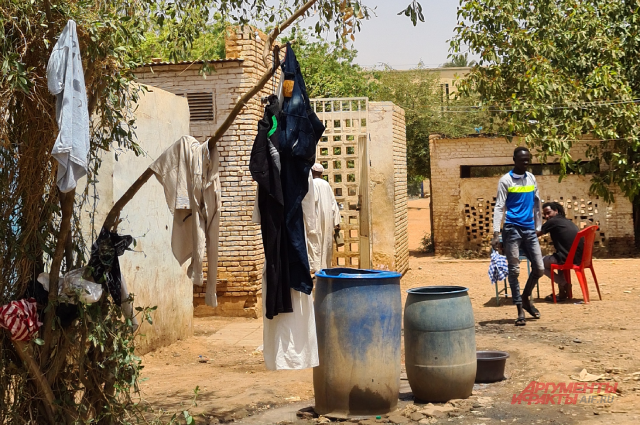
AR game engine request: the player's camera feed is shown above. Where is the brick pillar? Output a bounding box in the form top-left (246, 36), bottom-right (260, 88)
top-left (205, 27), bottom-right (277, 318)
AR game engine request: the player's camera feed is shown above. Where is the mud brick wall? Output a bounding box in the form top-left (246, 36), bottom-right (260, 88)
top-left (392, 105), bottom-right (409, 274)
top-left (368, 102), bottom-right (410, 274)
top-left (429, 136), bottom-right (635, 258)
top-left (135, 28), bottom-right (280, 317)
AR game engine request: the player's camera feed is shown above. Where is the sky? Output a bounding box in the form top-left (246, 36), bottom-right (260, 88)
top-left (351, 1), bottom-right (462, 69)
top-left (260, 1), bottom-right (466, 70)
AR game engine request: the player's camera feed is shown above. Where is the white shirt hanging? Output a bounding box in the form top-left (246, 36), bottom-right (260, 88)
top-left (150, 136), bottom-right (221, 307)
top-left (47, 20), bottom-right (90, 193)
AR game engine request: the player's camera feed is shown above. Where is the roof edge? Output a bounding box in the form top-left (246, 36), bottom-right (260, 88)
top-left (140, 58), bottom-right (244, 67)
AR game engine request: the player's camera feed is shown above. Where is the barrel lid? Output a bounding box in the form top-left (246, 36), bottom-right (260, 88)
top-left (316, 268), bottom-right (402, 279)
top-left (407, 286), bottom-right (469, 295)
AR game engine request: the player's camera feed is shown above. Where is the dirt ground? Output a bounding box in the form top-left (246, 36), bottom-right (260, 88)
top-left (407, 198), bottom-right (431, 252)
top-left (138, 200), bottom-right (640, 424)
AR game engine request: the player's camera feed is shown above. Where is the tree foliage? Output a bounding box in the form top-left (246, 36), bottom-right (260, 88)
top-left (137, 15), bottom-right (228, 63)
top-left (287, 31), bottom-right (377, 98)
top-left (372, 66), bottom-right (488, 183)
top-left (441, 53), bottom-right (476, 68)
top-left (451, 0), bottom-right (640, 204)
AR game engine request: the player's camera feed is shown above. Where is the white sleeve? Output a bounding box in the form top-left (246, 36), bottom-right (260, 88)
top-left (493, 178), bottom-right (508, 233)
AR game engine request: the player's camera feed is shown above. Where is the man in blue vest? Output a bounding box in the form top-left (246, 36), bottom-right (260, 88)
top-left (491, 147), bottom-right (545, 326)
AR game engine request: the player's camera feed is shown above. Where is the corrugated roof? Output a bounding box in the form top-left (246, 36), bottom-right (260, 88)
top-left (141, 58), bottom-right (243, 67)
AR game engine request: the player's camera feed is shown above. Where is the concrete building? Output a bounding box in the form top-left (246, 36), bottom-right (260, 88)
top-left (382, 67), bottom-right (470, 100)
top-left (429, 135), bottom-right (635, 257)
top-left (81, 86), bottom-right (193, 354)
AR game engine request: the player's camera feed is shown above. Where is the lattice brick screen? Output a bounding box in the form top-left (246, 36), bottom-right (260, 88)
top-left (311, 98), bottom-right (368, 268)
top-left (464, 195), bottom-right (607, 253)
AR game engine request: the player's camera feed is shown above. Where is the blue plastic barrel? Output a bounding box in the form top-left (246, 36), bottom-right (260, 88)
top-left (314, 268), bottom-right (402, 417)
top-left (404, 286), bottom-right (476, 402)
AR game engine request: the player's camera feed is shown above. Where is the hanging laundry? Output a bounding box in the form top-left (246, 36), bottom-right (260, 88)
top-left (47, 20), bottom-right (90, 193)
top-left (0, 298), bottom-right (42, 341)
top-left (250, 96), bottom-right (293, 319)
top-left (88, 228), bottom-right (133, 305)
top-left (255, 171), bottom-right (320, 370)
top-left (278, 43), bottom-right (326, 295)
top-left (150, 135), bottom-right (221, 307)
top-left (87, 228), bottom-right (139, 326)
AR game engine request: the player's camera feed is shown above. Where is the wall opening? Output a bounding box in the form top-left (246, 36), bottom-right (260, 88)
top-left (460, 161), bottom-right (598, 179)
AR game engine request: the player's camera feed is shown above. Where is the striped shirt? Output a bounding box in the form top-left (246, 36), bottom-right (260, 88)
top-left (493, 170), bottom-right (542, 232)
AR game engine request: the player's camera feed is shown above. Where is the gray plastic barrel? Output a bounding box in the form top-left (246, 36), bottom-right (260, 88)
top-left (314, 268), bottom-right (402, 417)
top-left (404, 286), bottom-right (476, 402)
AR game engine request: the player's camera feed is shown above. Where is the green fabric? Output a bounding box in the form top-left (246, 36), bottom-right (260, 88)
top-left (507, 185), bottom-right (535, 193)
top-left (268, 115), bottom-right (277, 137)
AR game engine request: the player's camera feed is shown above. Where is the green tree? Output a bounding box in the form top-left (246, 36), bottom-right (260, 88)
top-left (372, 66), bottom-right (488, 193)
top-left (293, 36), bottom-right (377, 98)
top-left (441, 53), bottom-right (476, 68)
top-left (280, 29), bottom-right (376, 98)
top-left (451, 0), bottom-right (640, 206)
top-left (137, 16), bottom-right (228, 63)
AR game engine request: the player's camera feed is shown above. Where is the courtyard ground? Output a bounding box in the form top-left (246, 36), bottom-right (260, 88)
top-left (137, 198), bottom-right (640, 424)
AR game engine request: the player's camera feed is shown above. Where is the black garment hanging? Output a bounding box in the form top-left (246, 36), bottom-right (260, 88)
top-left (279, 43), bottom-right (326, 295)
top-left (250, 97), bottom-right (293, 319)
top-left (88, 227), bottom-right (133, 306)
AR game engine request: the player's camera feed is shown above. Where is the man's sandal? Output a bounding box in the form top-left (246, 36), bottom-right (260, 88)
top-left (544, 293), bottom-right (568, 302)
top-left (515, 317), bottom-right (526, 326)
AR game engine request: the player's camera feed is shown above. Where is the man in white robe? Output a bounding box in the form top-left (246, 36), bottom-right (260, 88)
top-left (311, 163), bottom-right (341, 270)
top-left (256, 171), bottom-right (320, 370)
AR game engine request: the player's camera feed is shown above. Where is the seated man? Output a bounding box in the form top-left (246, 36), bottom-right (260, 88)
top-left (537, 202), bottom-right (583, 301)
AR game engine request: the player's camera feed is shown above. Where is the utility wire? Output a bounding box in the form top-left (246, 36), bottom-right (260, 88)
top-left (411, 98), bottom-right (640, 113)
top-left (403, 105), bottom-right (640, 143)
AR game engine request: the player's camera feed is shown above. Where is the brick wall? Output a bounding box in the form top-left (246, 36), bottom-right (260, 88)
top-left (429, 136), bottom-right (635, 257)
top-left (392, 105), bottom-right (409, 274)
top-left (135, 28), bottom-right (279, 317)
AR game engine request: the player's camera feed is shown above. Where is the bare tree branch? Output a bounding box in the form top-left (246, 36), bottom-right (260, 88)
top-left (40, 189), bottom-right (75, 364)
top-left (102, 168), bottom-right (154, 231)
top-left (261, 0), bottom-right (318, 68)
top-left (13, 340), bottom-right (57, 424)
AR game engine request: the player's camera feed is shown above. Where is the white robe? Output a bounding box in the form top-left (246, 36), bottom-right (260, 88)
top-left (150, 136), bottom-right (221, 307)
top-left (255, 171), bottom-right (320, 370)
top-left (312, 178), bottom-right (341, 270)
top-left (47, 20), bottom-right (90, 193)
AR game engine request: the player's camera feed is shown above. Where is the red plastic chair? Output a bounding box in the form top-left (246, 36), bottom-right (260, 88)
top-left (550, 225), bottom-right (602, 303)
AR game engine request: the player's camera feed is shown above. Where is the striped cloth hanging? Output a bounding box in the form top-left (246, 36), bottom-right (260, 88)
top-left (0, 298), bottom-right (42, 341)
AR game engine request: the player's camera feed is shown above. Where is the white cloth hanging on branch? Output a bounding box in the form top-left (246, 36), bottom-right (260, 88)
top-left (47, 20), bottom-right (90, 193)
top-left (150, 135), bottom-right (221, 307)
